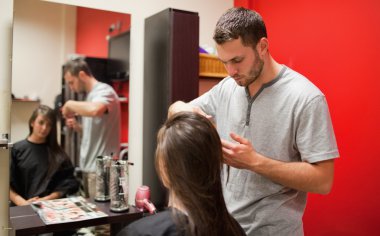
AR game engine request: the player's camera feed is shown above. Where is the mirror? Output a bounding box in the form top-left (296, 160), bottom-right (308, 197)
top-left (11, 0), bottom-right (131, 151)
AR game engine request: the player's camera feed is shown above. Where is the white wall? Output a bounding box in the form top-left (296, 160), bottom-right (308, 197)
top-left (12, 0), bottom-right (76, 107)
top-left (0, 0), bottom-right (13, 233)
top-left (40, 0), bottom-right (233, 204)
top-left (11, 101), bottom-right (40, 142)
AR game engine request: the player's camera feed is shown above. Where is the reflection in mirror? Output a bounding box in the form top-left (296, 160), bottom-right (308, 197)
top-left (12, 0), bottom-right (131, 167)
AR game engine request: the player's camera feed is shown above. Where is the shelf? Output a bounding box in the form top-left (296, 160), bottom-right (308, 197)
top-left (12, 99), bottom-right (40, 103)
top-left (199, 53), bottom-right (228, 78)
top-left (199, 72), bottom-right (228, 78)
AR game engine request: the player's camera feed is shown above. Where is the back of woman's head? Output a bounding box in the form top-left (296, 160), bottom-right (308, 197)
top-left (156, 112), bottom-right (243, 236)
top-left (156, 112), bottom-right (222, 193)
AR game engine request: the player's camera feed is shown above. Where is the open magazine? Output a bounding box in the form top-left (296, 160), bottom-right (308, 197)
top-left (31, 196), bottom-right (108, 224)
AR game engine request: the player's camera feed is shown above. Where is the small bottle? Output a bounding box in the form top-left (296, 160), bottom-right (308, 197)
top-left (135, 185), bottom-right (156, 214)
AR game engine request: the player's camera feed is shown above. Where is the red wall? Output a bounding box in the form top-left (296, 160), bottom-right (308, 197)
top-left (235, 0), bottom-right (380, 235)
top-left (76, 7), bottom-right (131, 58)
top-left (76, 7), bottom-right (131, 144)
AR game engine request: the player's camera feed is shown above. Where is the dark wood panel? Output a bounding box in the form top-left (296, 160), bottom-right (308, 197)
top-left (143, 8), bottom-right (199, 208)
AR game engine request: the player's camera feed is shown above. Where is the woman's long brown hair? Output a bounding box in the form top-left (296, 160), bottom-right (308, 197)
top-left (155, 112), bottom-right (243, 236)
top-left (28, 105), bottom-right (68, 179)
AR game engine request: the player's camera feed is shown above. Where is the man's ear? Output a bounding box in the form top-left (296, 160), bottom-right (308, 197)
top-left (257, 37), bottom-right (269, 57)
top-left (78, 71), bottom-right (86, 80)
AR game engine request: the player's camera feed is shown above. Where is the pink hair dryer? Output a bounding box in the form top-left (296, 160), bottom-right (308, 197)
top-left (135, 185), bottom-right (157, 214)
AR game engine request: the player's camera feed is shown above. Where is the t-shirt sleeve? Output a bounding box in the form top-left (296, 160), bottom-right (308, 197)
top-left (91, 85), bottom-right (118, 114)
top-left (296, 95), bottom-right (339, 163)
top-left (190, 79), bottom-right (226, 118)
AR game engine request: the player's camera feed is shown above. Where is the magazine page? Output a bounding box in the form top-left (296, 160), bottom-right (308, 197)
top-left (31, 196), bottom-right (108, 225)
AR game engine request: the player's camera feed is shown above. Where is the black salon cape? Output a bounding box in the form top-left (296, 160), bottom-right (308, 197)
top-left (119, 207), bottom-right (247, 236)
top-left (118, 208), bottom-right (185, 236)
top-left (10, 139), bottom-right (79, 204)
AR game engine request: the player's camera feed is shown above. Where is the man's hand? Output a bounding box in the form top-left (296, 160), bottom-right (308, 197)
top-left (65, 117), bottom-right (77, 128)
top-left (64, 116), bottom-right (82, 133)
top-left (221, 132), bottom-right (258, 169)
top-left (61, 100), bottom-right (76, 118)
top-left (168, 101), bottom-right (212, 119)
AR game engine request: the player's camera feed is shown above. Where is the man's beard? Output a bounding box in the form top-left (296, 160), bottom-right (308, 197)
top-left (236, 50), bottom-right (264, 87)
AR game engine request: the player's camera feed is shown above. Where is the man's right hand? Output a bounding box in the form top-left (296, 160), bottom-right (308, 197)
top-left (61, 100), bottom-right (76, 118)
top-left (168, 101), bottom-right (211, 119)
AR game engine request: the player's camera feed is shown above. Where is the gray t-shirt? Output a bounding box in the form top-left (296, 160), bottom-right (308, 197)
top-left (80, 82), bottom-right (121, 172)
top-left (191, 66), bottom-right (339, 236)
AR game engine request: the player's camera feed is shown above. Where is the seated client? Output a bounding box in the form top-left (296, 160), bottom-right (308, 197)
top-left (10, 105), bottom-right (79, 206)
top-left (118, 112), bottom-right (245, 236)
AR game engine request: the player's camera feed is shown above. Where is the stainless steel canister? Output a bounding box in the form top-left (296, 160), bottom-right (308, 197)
top-left (110, 160), bottom-right (129, 212)
top-left (94, 155), bottom-right (111, 202)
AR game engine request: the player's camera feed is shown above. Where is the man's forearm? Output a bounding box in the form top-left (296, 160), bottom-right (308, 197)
top-left (249, 154), bottom-right (335, 194)
top-left (222, 134), bottom-right (335, 195)
top-left (63, 100), bottom-right (107, 117)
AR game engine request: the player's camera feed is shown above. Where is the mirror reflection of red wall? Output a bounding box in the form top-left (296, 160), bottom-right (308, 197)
top-left (76, 7), bottom-right (131, 58)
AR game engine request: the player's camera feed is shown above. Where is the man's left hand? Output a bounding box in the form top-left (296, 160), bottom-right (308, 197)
top-left (221, 132), bottom-right (257, 169)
